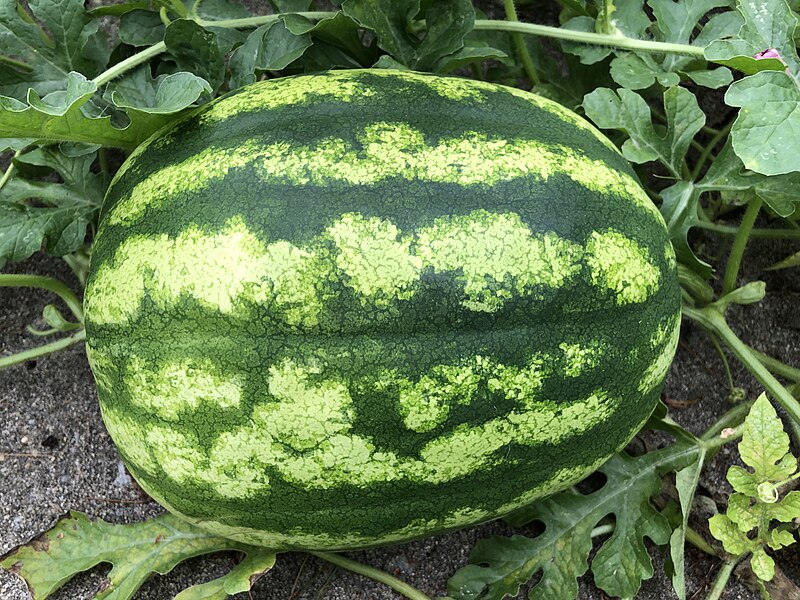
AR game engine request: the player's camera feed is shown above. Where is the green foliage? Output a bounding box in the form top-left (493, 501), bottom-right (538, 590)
top-left (2, 0), bottom-right (800, 599)
top-left (0, 512), bottom-right (275, 600)
top-left (582, 85), bottom-right (705, 177)
top-left (0, 146), bottom-right (104, 267)
top-left (447, 442), bottom-right (700, 599)
top-left (710, 395), bottom-right (800, 583)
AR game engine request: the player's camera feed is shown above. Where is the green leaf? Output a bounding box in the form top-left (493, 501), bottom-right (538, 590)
top-left (766, 529), bottom-right (796, 550)
top-left (686, 66), bottom-right (734, 88)
top-left (705, 0), bottom-right (799, 74)
top-left (89, 2), bottom-right (150, 17)
top-left (727, 492), bottom-right (760, 532)
top-left (751, 546), bottom-right (776, 581)
top-left (105, 66), bottom-right (211, 115)
top-left (228, 21), bottom-right (312, 89)
top-left (189, 0), bottom-right (253, 21)
top-left (434, 43), bottom-right (508, 73)
top-left (172, 549), bottom-right (276, 600)
top-left (582, 86), bottom-right (705, 177)
top-left (727, 465), bottom-right (760, 496)
top-left (119, 9), bottom-right (165, 46)
top-left (670, 454), bottom-right (705, 599)
top-left (697, 141), bottom-right (800, 216)
top-left (725, 72), bottom-right (800, 176)
top-left (767, 250), bottom-right (800, 271)
top-left (0, 512), bottom-right (254, 600)
top-left (739, 394), bottom-right (796, 482)
top-left (0, 0), bottom-right (105, 99)
top-left (0, 72), bottom-right (172, 149)
top-left (341, 0), bottom-right (418, 66)
top-left (659, 182), bottom-right (711, 276)
top-left (164, 19), bottom-right (225, 96)
top-left (0, 146), bottom-right (103, 267)
top-left (709, 513), bottom-right (756, 555)
top-left (342, 0), bottom-right (475, 70)
top-left (609, 53), bottom-right (680, 89)
top-left (449, 446), bottom-right (696, 600)
top-left (648, 0), bottom-right (730, 73)
top-left (771, 491), bottom-right (800, 522)
top-left (283, 12), bottom-right (372, 66)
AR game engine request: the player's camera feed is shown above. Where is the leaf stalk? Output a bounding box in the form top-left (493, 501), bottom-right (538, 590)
top-left (721, 196), bottom-right (762, 297)
top-left (683, 305), bottom-right (800, 426)
top-left (0, 329), bottom-right (86, 370)
top-left (0, 274), bottom-right (83, 322)
top-left (309, 552), bottom-right (432, 600)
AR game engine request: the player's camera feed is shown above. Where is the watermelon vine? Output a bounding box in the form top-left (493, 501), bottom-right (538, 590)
top-left (1, 0), bottom-right (800, 599)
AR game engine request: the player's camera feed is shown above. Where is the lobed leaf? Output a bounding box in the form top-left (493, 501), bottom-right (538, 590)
top-left (449, 445), bottom-right (698, 600)
top-left (705, 0), bottom-right (800, 74)
top-left (583, 86), bottom-right (705, 177)
top-left (0, 0), bottom-right (105, 99)
top-left (0, 512), bottom-right (259, 600)
top-left (739, 394), bottom-right (795, 482)
top-left (725, 72), bottom-right (800, 176)
top-left (709, 513), bottom-right (755, 555)
top-left (0, 146), bottom-right (103, 268)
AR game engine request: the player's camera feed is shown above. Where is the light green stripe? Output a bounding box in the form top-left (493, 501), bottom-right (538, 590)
top-left (116, 356), bottom-right (618, 498)
top-left (638, 314), bottom-right (681, 393)
top-left (197, 69), bottom-right (620, 153)
top-left (106, 122), bottom-right (658, 227)
top-left (86, 213), bottom-right (660, 327)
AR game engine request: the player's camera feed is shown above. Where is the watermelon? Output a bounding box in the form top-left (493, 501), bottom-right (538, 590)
top-left (83, 69), bottom-right (681, 550)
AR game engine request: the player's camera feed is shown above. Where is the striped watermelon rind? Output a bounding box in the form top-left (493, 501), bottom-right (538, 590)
top-left (84, 69), bottom-right (681, 550)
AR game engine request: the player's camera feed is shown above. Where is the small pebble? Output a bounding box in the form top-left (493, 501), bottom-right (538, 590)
top-left (20, 436), bottom-right (29, 444)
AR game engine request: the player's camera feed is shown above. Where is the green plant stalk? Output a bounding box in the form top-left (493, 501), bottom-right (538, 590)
top-left (683, 305), bottom-right (800, 426)
top-left (0, 329), bottom-right (86, 369)
top-left (473, 19), bottom-right (705, 56)
top-left (691, 121), bottom-right (734, 180)
top-left (700, 401), bottom-right (751, 446)
top-left (705, 558), bottom-right (740, 600)
top-left (309, 552), bottom-right (431, 600)
top-left (694, 222), bottom-right (800, 239)
top-left (0, 149), bottom-right (21, 191)
top-left (721, 196), bottom-right (763, 297)
top-left (686, 526), bottom-right (719, 557)
top-left (709, 334), bottom-right (736, 393)
top-left (749, 347), bottom-right (800, 382)
top-left (92, 42), bottom-right (167, 86)
top-left (194, 13), bottom-right (704, 57)
top-left (503, 0), bottom-right (540, 86)
top-left (81, 12), bottom-right (710, 94)
top-left (0, 274), bottom-right (83, 322)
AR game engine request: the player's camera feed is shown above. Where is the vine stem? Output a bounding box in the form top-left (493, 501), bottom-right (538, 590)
top-left (0, 329), bottom-right (86, 369)
top-left (503, 0), bottom-right (540, 86)
top-left (749, 347), bottom-right (800, 382)
top-left (81, 12), bottom-right (707, 89)
top-left (694, 221), bottom-right (800, 239)
top-left (705, 558), bottom-right (740, 600)
top-left (0, 274), bottom-right (84, 322)
top-left (683, 305), bottom-right (800, 426)
top-left (721, 196), bottom-right (762, 297)
top-left (0, 149), bottom-right (21, 191)
top-left (472, 19), bottom-right (704, 56)
top-left (309, 552), bottom-right (432, 600)
top-left (691, 120), bottom-right (734, 180)
top-left (92, 42), bottom-right (167, 87)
